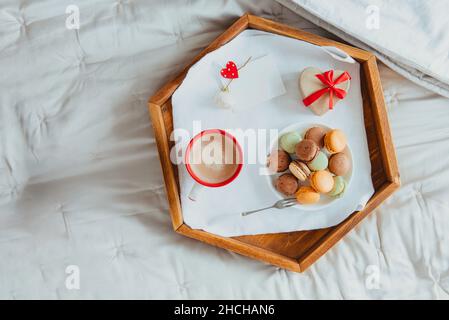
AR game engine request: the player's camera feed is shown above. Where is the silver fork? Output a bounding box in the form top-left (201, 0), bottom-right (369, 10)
top-left (241, 198), bottom-right (298, 217)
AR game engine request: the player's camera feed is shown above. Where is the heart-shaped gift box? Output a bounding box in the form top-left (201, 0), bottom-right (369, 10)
top-left (299, 67), bottom-right (351, 116)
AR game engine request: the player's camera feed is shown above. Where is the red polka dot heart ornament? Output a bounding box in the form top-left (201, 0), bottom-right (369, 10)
top-left (215, 57), bottom-right (252, 109)
top-left (220, 61), bottom-right (239, 79)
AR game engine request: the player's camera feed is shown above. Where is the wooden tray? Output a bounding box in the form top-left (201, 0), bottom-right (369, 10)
top-left (148, 14), bottom-right (400, 272)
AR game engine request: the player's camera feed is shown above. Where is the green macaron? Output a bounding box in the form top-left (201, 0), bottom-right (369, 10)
top-left (307, 151), bottom-right (328, 171)
top-left (280, 132), bottom-right (302, 154)
top-left (328, 176), bottom-right (347, 198)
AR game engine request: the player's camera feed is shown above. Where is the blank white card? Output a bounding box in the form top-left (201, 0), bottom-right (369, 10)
top-left (224, 55), bottom-right (286, 109)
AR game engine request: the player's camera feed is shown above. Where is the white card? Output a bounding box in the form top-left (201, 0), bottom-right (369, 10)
top-left (220, 55), bottom-right (286, 109)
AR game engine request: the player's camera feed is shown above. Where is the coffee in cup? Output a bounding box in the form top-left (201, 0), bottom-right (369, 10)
top-left (185, 129), bottom-right (243, 200)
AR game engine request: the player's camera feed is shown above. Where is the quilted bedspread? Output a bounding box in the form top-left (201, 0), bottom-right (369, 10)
top-left (1, 0), bottom-right (448, 299)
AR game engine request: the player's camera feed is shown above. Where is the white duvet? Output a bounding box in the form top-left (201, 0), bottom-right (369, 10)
top-left (1, 0), bottom-right (449, 299)
top-left (277, 0), bottom-right (449, 98)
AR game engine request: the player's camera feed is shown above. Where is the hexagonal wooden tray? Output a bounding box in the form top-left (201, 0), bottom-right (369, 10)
top-left (148, 14), bottom-right (400, 272)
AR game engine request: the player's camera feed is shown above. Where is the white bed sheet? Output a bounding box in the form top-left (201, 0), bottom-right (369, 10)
top-left (1, 0), bottom-right (448, 299)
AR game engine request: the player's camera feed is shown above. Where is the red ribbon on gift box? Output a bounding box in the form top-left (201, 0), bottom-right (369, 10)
top-left (302, 70), bottom-right (351, 110)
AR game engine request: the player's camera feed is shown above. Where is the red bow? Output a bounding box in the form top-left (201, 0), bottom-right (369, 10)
top-left (302, 70), bottom-right (351, 110)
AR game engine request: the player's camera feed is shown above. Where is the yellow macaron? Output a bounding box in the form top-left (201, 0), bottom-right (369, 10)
top-left (324, 129), bottom-right (347, 154)
top-left (296, 186), bottom-right (320, 205)
top-left (310, 170), bottom-right (334, 193)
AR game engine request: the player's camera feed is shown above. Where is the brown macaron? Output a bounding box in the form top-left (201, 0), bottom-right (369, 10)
top-left (328, 152), bottom-right (351, 176)
top-left (267, 149), bottom-right (291, 173)
top-left (304, 127), bottom-right (326, 149)
top-left (275, 173), bottom-right (299, 196)
top-left (295, 139), bottom-right (319, 162)
top-left (289, 160), bottom-right (311, 182)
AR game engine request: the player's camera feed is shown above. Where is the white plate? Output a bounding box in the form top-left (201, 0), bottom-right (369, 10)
top-left (266, 122), bottom-right (353, 211)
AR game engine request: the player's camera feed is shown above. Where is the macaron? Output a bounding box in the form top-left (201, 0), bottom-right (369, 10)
top-left (328, 176), bottom-right (347, 198)
top-left (304, 127), bottom-right (326, 149)
top-left (310, 170), bottom-right (334, 193)
top-left (289, 160), bottom-right (311, 182)
top-left (275, 173), bottom-right (299, 196)
top-left (295, 139), bottom-right (319, 162)
top-left (296, 186), bottom-right (320, 205)
top-left (307, 151), bottom-right (329, 171)
top-left (328, 152), bottom-right (351, 176)
top-left (324, 129), bottom-right (347, 154)
top-left (280, 132), bottom-right (302, 154)
top-left (267, 149), bottom-right (291, 173)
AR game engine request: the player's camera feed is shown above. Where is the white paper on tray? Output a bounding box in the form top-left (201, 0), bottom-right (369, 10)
top-left (172, 29), bottom-right (375, 237)
top-left (219, 55), bottom-right (286, 110)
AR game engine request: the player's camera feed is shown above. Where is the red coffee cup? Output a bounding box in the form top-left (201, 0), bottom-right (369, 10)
top-left (185, 129), bottom-right (243, 201)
